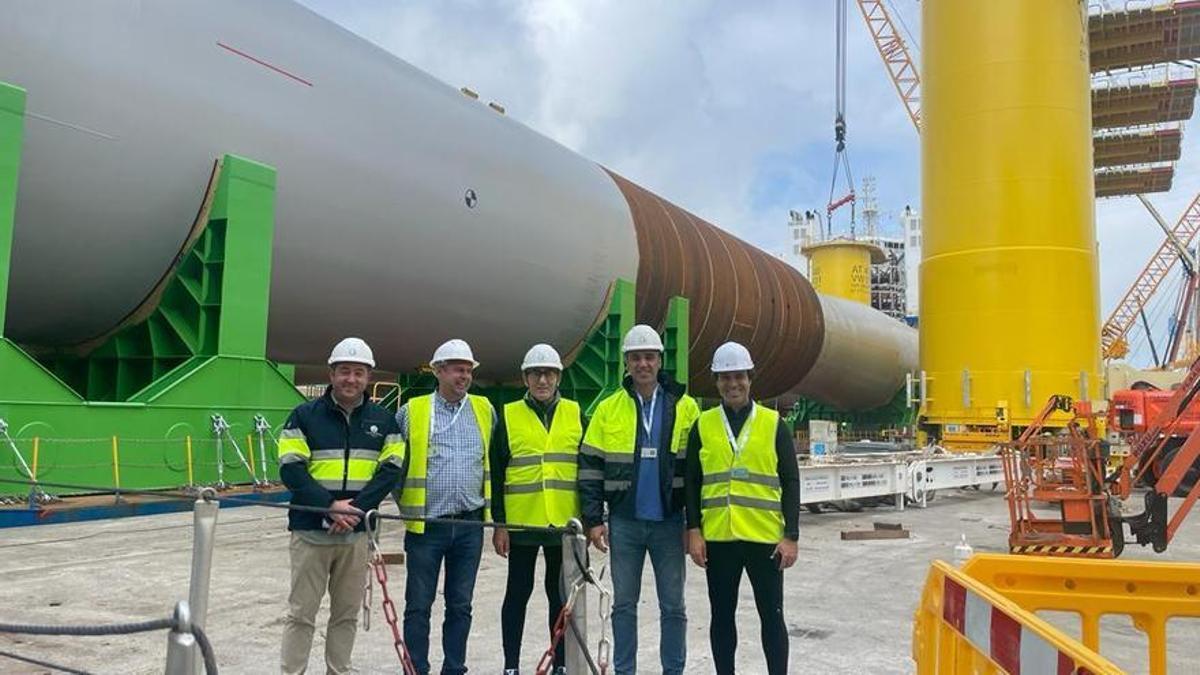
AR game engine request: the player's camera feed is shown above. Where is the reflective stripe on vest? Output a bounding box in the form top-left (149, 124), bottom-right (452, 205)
top-left (397, 394), bottom-right (492, 534)
top-left (697, 403), bottom-right (784, 543)
top-left (502, 398), bottom-right (582, 527)
top-left (279, 415), bottom-right (404, 490)
top-left (278, 428), bottom-right (310, 464)
top-left (581, 389), bottom-right (699, 484)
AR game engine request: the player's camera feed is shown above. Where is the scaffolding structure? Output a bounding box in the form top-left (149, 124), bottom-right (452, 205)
top-left (1092, 78), bottom-right (1197, 130)
top-left (1093, 127), bottom-right (1183, 167)
top-left (1090, 1), bottom-right (1200, 73)
top-left (868, 236), bottom-right (907, 321)
top-left (1096, 165), bottom-right (1176, 198)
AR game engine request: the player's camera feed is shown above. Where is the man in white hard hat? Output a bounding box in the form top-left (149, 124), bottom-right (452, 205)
top-left (684, 341), bottom-right (800, 675)
top-left (393, 338), bottom-right (496, 675)
top-left (278, 337), bottom-right (406, 674)
top-left (579, 324), bottom-right (701, 675)
top-left (489, 344), bottom-right (584, 675)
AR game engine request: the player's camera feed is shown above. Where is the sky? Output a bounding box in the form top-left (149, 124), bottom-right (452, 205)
top-left (299, 0), bottom-right (1200, 368)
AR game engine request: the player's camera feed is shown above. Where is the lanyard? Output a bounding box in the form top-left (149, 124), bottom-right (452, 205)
top-left (433, 395), bottom-right (467, 436)
top-left (719, 403), bottom-right (756, 461)
top-left (636, 387), bottom-right (659, 442)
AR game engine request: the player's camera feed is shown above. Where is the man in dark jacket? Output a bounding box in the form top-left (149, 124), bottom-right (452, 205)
top-left (278, 337), bottom-right (406, 675)
top-left (578, 325), bottom-right (701, 675)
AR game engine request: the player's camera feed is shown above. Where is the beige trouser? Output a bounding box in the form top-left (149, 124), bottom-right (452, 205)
top-left (280, 533), bottom-right (369, 674)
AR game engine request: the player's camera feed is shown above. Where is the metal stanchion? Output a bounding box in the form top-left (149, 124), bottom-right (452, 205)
top-left (187, 489), bottom-right (219, 674)
top-left (164, 601), bottom-right (196, 674)
top-left (561, 518), bottom-right (589, 674)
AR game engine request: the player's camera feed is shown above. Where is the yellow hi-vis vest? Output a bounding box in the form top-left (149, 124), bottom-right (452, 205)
top-left (581, 390), bottom-right (700, 494)
top-left (697, 403), bottom-right (784, 543)
top-left (503, 398), bottom-right (582, 527)
top-left (398, 393), bottom-right (493, 534)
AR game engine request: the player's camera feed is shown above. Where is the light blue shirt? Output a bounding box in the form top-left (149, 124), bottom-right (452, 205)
top-left (396, 391), bottom-right (496, 518)
top-left (634, 386), bottom-right (665, 521)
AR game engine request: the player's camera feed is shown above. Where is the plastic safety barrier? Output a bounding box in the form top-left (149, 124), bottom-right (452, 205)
top-left (913, 557), bottom-right (1122, 674)
top-left (959, 554), bottom-right (1200, 675)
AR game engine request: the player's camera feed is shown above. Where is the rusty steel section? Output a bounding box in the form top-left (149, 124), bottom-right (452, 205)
top-left (604, 170), bottom-right (824, 398)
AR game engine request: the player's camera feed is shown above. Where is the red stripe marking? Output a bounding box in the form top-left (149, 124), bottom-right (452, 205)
top-left (990, 607), bottom-right (1022, 674)
top-left (1058, 652), bottom-right (1076, 675)
top-left (943, 577), bottom-right (967, 633)
top-left (216, 41), bottom-right (313, 87)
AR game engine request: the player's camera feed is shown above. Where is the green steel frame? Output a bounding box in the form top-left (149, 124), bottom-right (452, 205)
top-left (0, 81), bottom-right (302, 498)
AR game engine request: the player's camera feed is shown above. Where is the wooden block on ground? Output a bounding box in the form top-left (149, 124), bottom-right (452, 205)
top-left (841, 529), bottom-right (910, 541)
top-left (873, 521), bottom-right (904, 531)
top-left (382, 552), bottom-right (406, 565)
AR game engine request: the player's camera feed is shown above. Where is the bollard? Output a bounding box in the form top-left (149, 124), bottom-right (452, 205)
top-left (561, 518), bottom-right (589, 674)
top-left (164, 600), bottom-right (196, 675)
top-left (187, 490), bottom-right (219, 673)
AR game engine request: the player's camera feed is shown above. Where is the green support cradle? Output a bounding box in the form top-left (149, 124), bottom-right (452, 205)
top-left (0, 80), bottom-right (302, 511)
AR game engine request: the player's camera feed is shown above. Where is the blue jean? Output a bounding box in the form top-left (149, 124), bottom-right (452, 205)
top-left (608, 512), bottom-right (687, 675)
top-left (403, 515), bottom-right (484, 675)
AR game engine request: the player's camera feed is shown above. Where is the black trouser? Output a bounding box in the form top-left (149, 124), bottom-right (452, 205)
top-left (705, 541), bottom-right (788, 675)
top-left (501, 542), bottom-right (565, 669)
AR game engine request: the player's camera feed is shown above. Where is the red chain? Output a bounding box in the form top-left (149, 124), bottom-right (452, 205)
top-left (533, 602), bottom-right (572, 675)
top-left (373, 556), bottom-right (418, 675)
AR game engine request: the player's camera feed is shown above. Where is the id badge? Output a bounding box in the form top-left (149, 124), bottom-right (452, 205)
top-left (641, 446), bottom-right (658, 459)
top-left (731, 466), bottom-right (749, 479)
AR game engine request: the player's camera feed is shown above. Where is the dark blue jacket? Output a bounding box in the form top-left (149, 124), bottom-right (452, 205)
top-left (279, 388), bottom-right (406, 532)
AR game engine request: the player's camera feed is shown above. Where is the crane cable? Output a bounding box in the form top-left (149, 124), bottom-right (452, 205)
top-left (827, 0), bottom-right (857, 236)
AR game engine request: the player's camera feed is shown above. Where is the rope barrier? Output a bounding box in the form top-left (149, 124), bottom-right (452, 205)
top-left (0, 477), bottom-right (202, 501)
top-left (0, 647), bottom-right (92, 674)
top-left (0, 615), bottom-right (217, 674)
top-left (0, 616), bottom-right (173, 637)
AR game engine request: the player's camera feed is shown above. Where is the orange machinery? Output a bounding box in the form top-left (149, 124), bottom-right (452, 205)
top-left (1004, 354), bottom-right (1200, 557)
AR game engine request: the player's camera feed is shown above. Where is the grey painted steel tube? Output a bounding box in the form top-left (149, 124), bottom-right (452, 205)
top-left (0, 0), bottom-right (915, 409)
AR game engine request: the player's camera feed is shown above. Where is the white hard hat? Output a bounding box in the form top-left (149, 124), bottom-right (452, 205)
top-left (430, 338), bottom-right (479, 368)
top-left (328, 337), bottom-right (376, 368)
top-left (521, 343), bottom-right (563, 371)
top-left (711, 341), bottom-right (754, 373)
top-left (622, 324), bottom-right (664, 353)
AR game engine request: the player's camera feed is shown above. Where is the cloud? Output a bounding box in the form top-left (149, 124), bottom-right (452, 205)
top-left (298, 0), bottom-right (1195, 367)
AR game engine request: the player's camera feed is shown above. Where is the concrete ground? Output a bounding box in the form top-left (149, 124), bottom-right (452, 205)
top-left (1, 488), bottom-right (1198, 674)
